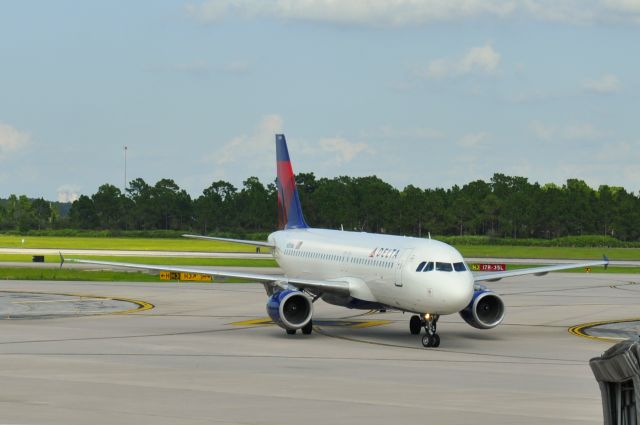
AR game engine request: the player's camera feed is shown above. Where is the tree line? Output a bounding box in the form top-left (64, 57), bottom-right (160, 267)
top-left (1, 173), bottom-right (639, 241)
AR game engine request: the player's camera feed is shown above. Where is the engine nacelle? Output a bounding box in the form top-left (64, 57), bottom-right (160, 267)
top-left (266, 290), bottom-right (313, 330)
top-left (459, 285), bottom-right (505, 330)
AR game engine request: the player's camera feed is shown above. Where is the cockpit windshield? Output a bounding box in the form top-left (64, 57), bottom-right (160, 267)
top-left (453, 262), bottom-right (467, 272)
top-left (435, 262), bottom-right (453, 272)
top-left (417, 261), bottom-right (465, 272)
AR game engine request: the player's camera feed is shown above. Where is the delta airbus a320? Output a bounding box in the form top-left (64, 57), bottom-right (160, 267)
top-left (64, 134), bottom-right (608, 348)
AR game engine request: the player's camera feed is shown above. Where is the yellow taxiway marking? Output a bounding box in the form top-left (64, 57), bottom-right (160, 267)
top-left (1, 290), bottom-right (154, 316)
top-left (231, 318), bottom-right (274, 326)
top-left (568, 317), bottom-right (640, 342)
top-left (230, 317), bottom-right (392, 328)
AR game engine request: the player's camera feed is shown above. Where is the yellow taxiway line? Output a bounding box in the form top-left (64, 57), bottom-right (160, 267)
top-left (1, 290), bottom-right (154, 317)
top-left (568, 317), bottom-right (640, 342)
top-left (230, 317), bottom-right (392, 329)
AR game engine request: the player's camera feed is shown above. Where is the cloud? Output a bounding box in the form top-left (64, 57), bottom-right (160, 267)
top-left (604, 0), bottom-right (640, 14)
top-left (424, 44), bottom-right (501, 79)
top-left (214, 114), bottom-right (283, 166)
top-left (185, 1), bottom-right (230, 23)
top-left (360, 125), bottom-right (444, 141)
top-left (319, 137), bottom-right (372, 164)
top-left (531, 121), bottom-right (554, 141)
top-left (582, 74), bottom-right (621, 94)
top-left (458, 132), bottom-right (490, 148)
top-left (185, 0), bottom-right (640, 27)
top-left (57, 185), bottom-right (81, 203)
top-left (186, 0), bottom-right (516, 27)
top-left (222, 60), bottom-right (251, 75)
top-left (0, 123), bottom-right (30, 160)
top-left (172, 60), bottom-right (213, 76)
top-left (530, 121), bottom-right (603, 142)
top-left (562, 123), bottom-right (602, 140)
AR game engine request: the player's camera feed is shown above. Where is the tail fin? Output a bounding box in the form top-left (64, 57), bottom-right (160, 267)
top-left (276, 134), bottom-right (309, 230)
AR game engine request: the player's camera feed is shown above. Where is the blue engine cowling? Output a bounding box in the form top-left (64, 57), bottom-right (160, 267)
top-left (459, 285), bottom-right (505, 329)
top-left (266, 290), bottom-right (313, 330)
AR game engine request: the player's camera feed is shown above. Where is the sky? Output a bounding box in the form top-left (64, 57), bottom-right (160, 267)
top-left (0, 0), bottom-right (639, 202)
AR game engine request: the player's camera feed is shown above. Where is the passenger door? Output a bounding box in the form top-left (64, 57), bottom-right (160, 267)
top-left (394, 249), bottom-right (414, 287)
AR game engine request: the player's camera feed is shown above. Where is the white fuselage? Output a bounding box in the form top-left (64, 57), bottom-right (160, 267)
top-left (268, 228), bottom-right (475, 315)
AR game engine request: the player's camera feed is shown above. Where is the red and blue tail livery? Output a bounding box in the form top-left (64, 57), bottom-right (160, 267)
top-left (276, 134), bottom-right (309, 230)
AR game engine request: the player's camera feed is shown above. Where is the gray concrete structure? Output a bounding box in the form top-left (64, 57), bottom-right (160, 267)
top-left (590, 337), bottom-right (640, 424)
top-left (0, 272), bottom-right (639, 424)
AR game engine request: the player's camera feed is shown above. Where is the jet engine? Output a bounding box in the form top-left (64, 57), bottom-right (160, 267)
top-left (459, 285), bottom-right (505, 329)
top-left (266, 289), bottom-right (313, 330)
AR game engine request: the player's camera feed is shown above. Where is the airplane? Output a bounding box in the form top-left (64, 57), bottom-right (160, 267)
top-left (63, 134), bottom-right (609, 348)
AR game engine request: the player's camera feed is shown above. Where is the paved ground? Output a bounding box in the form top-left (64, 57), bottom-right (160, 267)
top-left (0, 273), bottom-right (638, 424)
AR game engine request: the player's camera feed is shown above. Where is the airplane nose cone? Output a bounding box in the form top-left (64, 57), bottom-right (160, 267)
top-left (434, 272), bottom-right (474, 314)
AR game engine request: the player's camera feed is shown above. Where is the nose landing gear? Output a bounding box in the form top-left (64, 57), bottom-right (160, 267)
top-left (421, 314), bottom-right (440, 348)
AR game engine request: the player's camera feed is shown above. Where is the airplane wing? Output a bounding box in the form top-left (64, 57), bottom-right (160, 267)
top-left (473, 257), bottom-right (609, 283)
top-left (62, 257), bottom-right (349, 296)
top-left (182, 234), bottom-right (274, 248)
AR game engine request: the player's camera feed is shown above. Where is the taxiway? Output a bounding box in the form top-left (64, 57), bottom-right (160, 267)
top-left (0, 272), bottom-right (638, 424)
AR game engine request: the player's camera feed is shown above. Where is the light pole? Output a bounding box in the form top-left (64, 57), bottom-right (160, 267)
top-left (124, 146), bottom-right (128, 191)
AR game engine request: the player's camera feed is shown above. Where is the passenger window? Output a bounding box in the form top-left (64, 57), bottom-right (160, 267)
top-left (416, 261), bottom-right (426, 272)
top-left (436, 262), bottom-right (453, 272)
top-left (453, 262), bottom-right (467, 272)
top-left (423, 262), bottom-right (434, 272)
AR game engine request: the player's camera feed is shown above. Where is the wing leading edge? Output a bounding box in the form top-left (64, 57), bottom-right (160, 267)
top-left (473, 257), bottom-right (609, 282)
top-left (63, 257), bottom-right (349, 296)
top-left (182, 234), bottom-right (274, 248)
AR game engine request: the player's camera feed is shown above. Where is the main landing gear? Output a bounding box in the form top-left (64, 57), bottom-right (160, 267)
top-left (410, 314), bottom-right (440, 347)
top-left (286, 320), bottom-right (313, 335)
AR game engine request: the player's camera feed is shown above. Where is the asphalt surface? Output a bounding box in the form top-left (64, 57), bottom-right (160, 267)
top-left (0, 273), bottom-right (638, 424)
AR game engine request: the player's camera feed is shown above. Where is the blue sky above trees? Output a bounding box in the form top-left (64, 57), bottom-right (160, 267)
top-left (0, 0), bottom-right (638, 202)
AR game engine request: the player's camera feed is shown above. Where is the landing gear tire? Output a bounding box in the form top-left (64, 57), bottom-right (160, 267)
top-left (420, 314), bottom-right (440, 348)
top-left (422, 334), bottom-right (433, 347)
top-left (409, 315), bottom-right (422, 335)
top-left (421, 334), bottom-right (441, 348)
top-left (301, 320), bottom-right (313, 335)
top-left (286, 329), bottom-right (296, 335)
top-left (432, 334), bottom-right (440, 347)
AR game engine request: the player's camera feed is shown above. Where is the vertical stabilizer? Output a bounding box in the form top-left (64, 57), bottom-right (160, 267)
top-left (276, 134), bottom-right (309, 230)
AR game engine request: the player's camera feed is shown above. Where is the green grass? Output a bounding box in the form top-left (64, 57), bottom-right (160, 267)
top-left (0, 267), bottom-right (251, 283)
top-left (0, 267), bottom-right (164, 282)
top-left (456, 245), bottom-right (639, 261)
top-left (0, 254), bottom-right (277, 267)
top-left (2, 235), bottom-right (638, 261)
top-left (0, 235), bottom-right (262, 252)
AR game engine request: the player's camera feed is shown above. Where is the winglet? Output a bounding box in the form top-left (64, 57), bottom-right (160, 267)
top-left (59, 252), bottom-right (65, 269)
top-left (603, 254), bottom-right (609, 270)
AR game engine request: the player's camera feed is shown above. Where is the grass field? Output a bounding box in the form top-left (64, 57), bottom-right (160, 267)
top-left (1, 235), bottom-right (639, 260)
top-left (0, 268), bottom-right (251, 283)
top-left (0, 235), bottom-right (259, 252)
top-left (456, 245), bottom-right (639, 260)
top-left (0, 254), bottom-right (277, 267)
